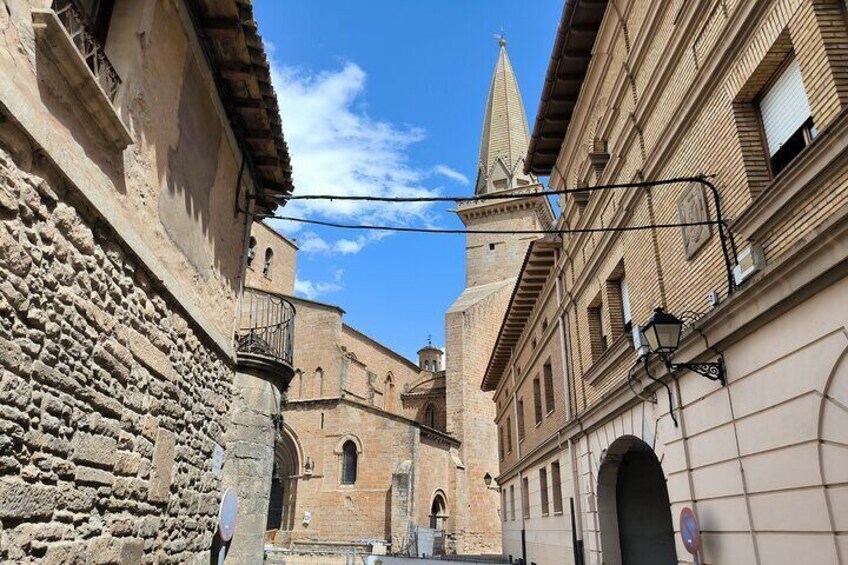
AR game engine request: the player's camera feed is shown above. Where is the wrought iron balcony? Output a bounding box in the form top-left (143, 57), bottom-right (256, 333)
top-left (52, 0), bottom-right (121, 102)
top-left (237, 288), bottom-right (296, 375)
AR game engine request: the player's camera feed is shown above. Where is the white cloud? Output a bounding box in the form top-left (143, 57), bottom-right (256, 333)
top-left (433, 164), bottom-right (469, 185)
top-left (295, 269), bottom-right (345, 300)
top-left (269, 60), bottom-right (461, 255)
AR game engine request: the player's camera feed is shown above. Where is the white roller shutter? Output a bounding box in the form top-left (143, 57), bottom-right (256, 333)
top-left (759, 58), bottom-right (811, 156)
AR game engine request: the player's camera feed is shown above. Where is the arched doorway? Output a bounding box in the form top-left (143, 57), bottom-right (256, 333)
top-left (429, 492), bottom-right (448, 530)
top-left (266, 428), bottom-right (300, 533)
top-left (598, 436), bottom-right (676, 565)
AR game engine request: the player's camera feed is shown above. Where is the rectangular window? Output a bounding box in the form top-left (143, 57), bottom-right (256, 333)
top-left (551, 461), bottom-right (564, 514)
top-left (588, 301), bottom-right (606, 360)
top-left (498, 426), bottom-right (504, 461)
top-left (502, 489), bottom-right (508, 522)
top-left (510, 485), bottom-right (516, 521)
top-left (543, 361), bottom-right (555, 414)
top-left (517, 398), bottom-right (526, 441)
top-left (620, 276), bottom-right (632, 330)
top-left (759, 56), bottom-right (816, 176)
top-left (506, 416), bottom-right (513, 454)
top-left (533, 377), bottom-right (543, 425)
top-left (539, 468), bottom-right (549, 516)
top-left (522, 477), bottom-right (530, 519)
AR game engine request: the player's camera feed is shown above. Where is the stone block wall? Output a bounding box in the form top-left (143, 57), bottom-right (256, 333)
top-left (0, 146), bottom-right (233, 564)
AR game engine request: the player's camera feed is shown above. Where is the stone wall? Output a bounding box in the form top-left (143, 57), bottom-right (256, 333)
top-left (0, 146), bottom-right (233, 563)
top-left (245, 221), bottom-right (297, 297)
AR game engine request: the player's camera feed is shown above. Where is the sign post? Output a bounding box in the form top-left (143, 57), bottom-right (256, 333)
top-left (679, 507), bottom-right (702, 565)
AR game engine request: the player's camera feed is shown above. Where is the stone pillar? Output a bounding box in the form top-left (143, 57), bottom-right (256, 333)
top-left (390, 460), bottom-right (415, 554)
top-left (221, 367), bottom-right (286, 564)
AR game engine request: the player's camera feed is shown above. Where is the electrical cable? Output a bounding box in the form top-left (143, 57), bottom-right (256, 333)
top-left (273, 175), bottom-right (715, 203)
top-left (264, 215), bottom-right (722, 236)
top-left (644, 356), bottom-right (679, 428)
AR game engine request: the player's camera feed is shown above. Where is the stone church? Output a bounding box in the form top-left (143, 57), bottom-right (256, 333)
top-left (252, 40), bottom-right (553, 560)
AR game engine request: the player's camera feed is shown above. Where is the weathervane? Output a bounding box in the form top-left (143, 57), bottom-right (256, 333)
top-left (493, 26), bottom-right (507, 47)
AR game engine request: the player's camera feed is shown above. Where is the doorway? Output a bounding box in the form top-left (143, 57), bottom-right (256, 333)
top-left (598, 436), bottom-right (677, 565)
top-left (266, 428), bottom-right (300, 533)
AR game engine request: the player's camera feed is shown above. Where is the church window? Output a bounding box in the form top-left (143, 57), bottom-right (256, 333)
top-left (384, 374), bottom-right (395, 411)
top-left (543, 360), bottom-right (555, 414)
top-left (424, 404), bottom-right (437, 428)
top-left (489, 243), bottom-right (496, 251)
top-left (341, 441), bottom-right (358, 485)
top-left (316, 368), bottom-right (324, 396)
top-left (502, 489), bottom-right (508, 522)
top-left (263, 248), bottom-right (274, 278)
top-left (510, 485), bottom-right (516, 521)
top-left (424, 360), bottom-right (430, 371)
top-left (247, 237), bottom-right (257, 267)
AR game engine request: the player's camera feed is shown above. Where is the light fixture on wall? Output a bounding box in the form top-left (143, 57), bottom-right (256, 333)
top-left (483, 473), bottom-right (501, 492)
top-left (639, 308), bottom-right (726, 386)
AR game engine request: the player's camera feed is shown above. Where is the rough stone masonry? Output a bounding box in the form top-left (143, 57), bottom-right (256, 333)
top-left (0, 144), bottom-right (234, 564)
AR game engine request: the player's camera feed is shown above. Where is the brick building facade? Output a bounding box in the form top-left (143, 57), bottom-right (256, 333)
top-left (483, 1), bottom-right (848, 564)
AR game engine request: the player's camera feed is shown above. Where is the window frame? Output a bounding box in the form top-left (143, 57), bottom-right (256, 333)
top-left (543, 360), bottom-right (555, 415)
top-left (539, 467), bottom-right (549, 516)
top-left (340, 440), bottom-right (358, 485)
top-left (755, 54), bottom-right (816, 178)
top-left (533, 377), bottom-right (543, 426)
top-left (551, 461), bottom-right (564, 515)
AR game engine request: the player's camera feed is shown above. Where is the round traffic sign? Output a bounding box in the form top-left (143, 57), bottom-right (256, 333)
top-left (679, 507), bottom-right (701, 554)
top-left (218, 487), bottom-right (239, 542)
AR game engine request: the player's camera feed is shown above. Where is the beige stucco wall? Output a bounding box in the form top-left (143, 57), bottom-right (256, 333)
top-left (0, 0), bottom-right (253, 347)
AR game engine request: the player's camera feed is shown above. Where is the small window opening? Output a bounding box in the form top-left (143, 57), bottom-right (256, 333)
top-left (263, 248), bottom-right (274, 278)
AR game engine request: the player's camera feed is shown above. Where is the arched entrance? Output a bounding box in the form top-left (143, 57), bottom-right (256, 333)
top-left (429, 492), bottom-right (448, 530)
top-left (598, 435), bottom-right (676, 565)
top-left (266, 427), bottom-right (300, 533)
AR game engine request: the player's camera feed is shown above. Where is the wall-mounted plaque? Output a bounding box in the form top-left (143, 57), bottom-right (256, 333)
top-left (677, 182), bottom-right (712, 259)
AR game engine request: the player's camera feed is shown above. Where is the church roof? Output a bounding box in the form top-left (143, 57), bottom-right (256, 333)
top-left (476, 41), bottom-right (536, 195)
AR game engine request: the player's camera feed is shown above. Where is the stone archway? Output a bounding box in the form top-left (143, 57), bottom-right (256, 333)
top-left (266, 427), bottom-right (301, 533)
top-left (598, 435), bottom-right (677, 565)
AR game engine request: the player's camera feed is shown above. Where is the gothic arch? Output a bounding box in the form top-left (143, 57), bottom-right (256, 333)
top-left (384, 373), bottom-right (396, 411)
top-left (267, 424), bottom-right (304, 533)
top-left (333, 433), bottom-right (363, 455)
top-left (430, 489), bottom-right (449, 530)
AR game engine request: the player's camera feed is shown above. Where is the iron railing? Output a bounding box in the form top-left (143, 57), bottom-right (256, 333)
top-left (237, 288), bottom-right (295, 368)
top-left (52, 0), bottom-right (122, 101)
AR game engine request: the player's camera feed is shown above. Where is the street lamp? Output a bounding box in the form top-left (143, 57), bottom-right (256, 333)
top-left (483, 473), bottom-right (500, 491)
top-left (639, 308), bottom-right (726, 386)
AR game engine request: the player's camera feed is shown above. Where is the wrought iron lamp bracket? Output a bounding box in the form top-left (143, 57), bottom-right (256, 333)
top-left (665, 355), bottom-right (727, 386)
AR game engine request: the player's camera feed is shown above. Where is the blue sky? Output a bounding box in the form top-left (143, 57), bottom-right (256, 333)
top-left (255, 0), bottom-right (563, 361)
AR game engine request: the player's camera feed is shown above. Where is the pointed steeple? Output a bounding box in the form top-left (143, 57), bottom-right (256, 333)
top-left (476, 40), bottom-right (537, 195)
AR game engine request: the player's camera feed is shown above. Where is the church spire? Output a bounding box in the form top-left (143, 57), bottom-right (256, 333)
top-left (475, 39), bottom-right (536, 195)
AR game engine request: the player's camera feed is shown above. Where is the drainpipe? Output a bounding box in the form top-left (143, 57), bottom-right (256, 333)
top-left (554, 261), bottom-right (572, 420)
top-left (568, 439), bottom-right (585, 565)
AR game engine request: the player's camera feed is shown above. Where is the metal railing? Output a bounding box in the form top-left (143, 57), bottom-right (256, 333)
top-left (237, 288), bottom-right (295, 368)
top-left (52, 0), bottom-right (122, 101)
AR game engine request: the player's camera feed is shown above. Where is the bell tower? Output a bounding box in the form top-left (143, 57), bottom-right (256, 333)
top-left (444, 39), bottom-right (553, 554)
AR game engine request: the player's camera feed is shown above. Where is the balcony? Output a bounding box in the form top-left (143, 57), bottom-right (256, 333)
top-left (237, 288), bottom-right (296, 378)
top-left (32, 0), bottom-right (132, 148)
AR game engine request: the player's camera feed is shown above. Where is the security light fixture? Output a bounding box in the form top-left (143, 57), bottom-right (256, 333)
top-left (639, 307), bottom-right (727, 386)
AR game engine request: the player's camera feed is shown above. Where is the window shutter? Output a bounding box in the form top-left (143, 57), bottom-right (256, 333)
top-left (759, 58), bottom-right (811, 156)
top-left (620, 278), bottom-right (632, 325)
